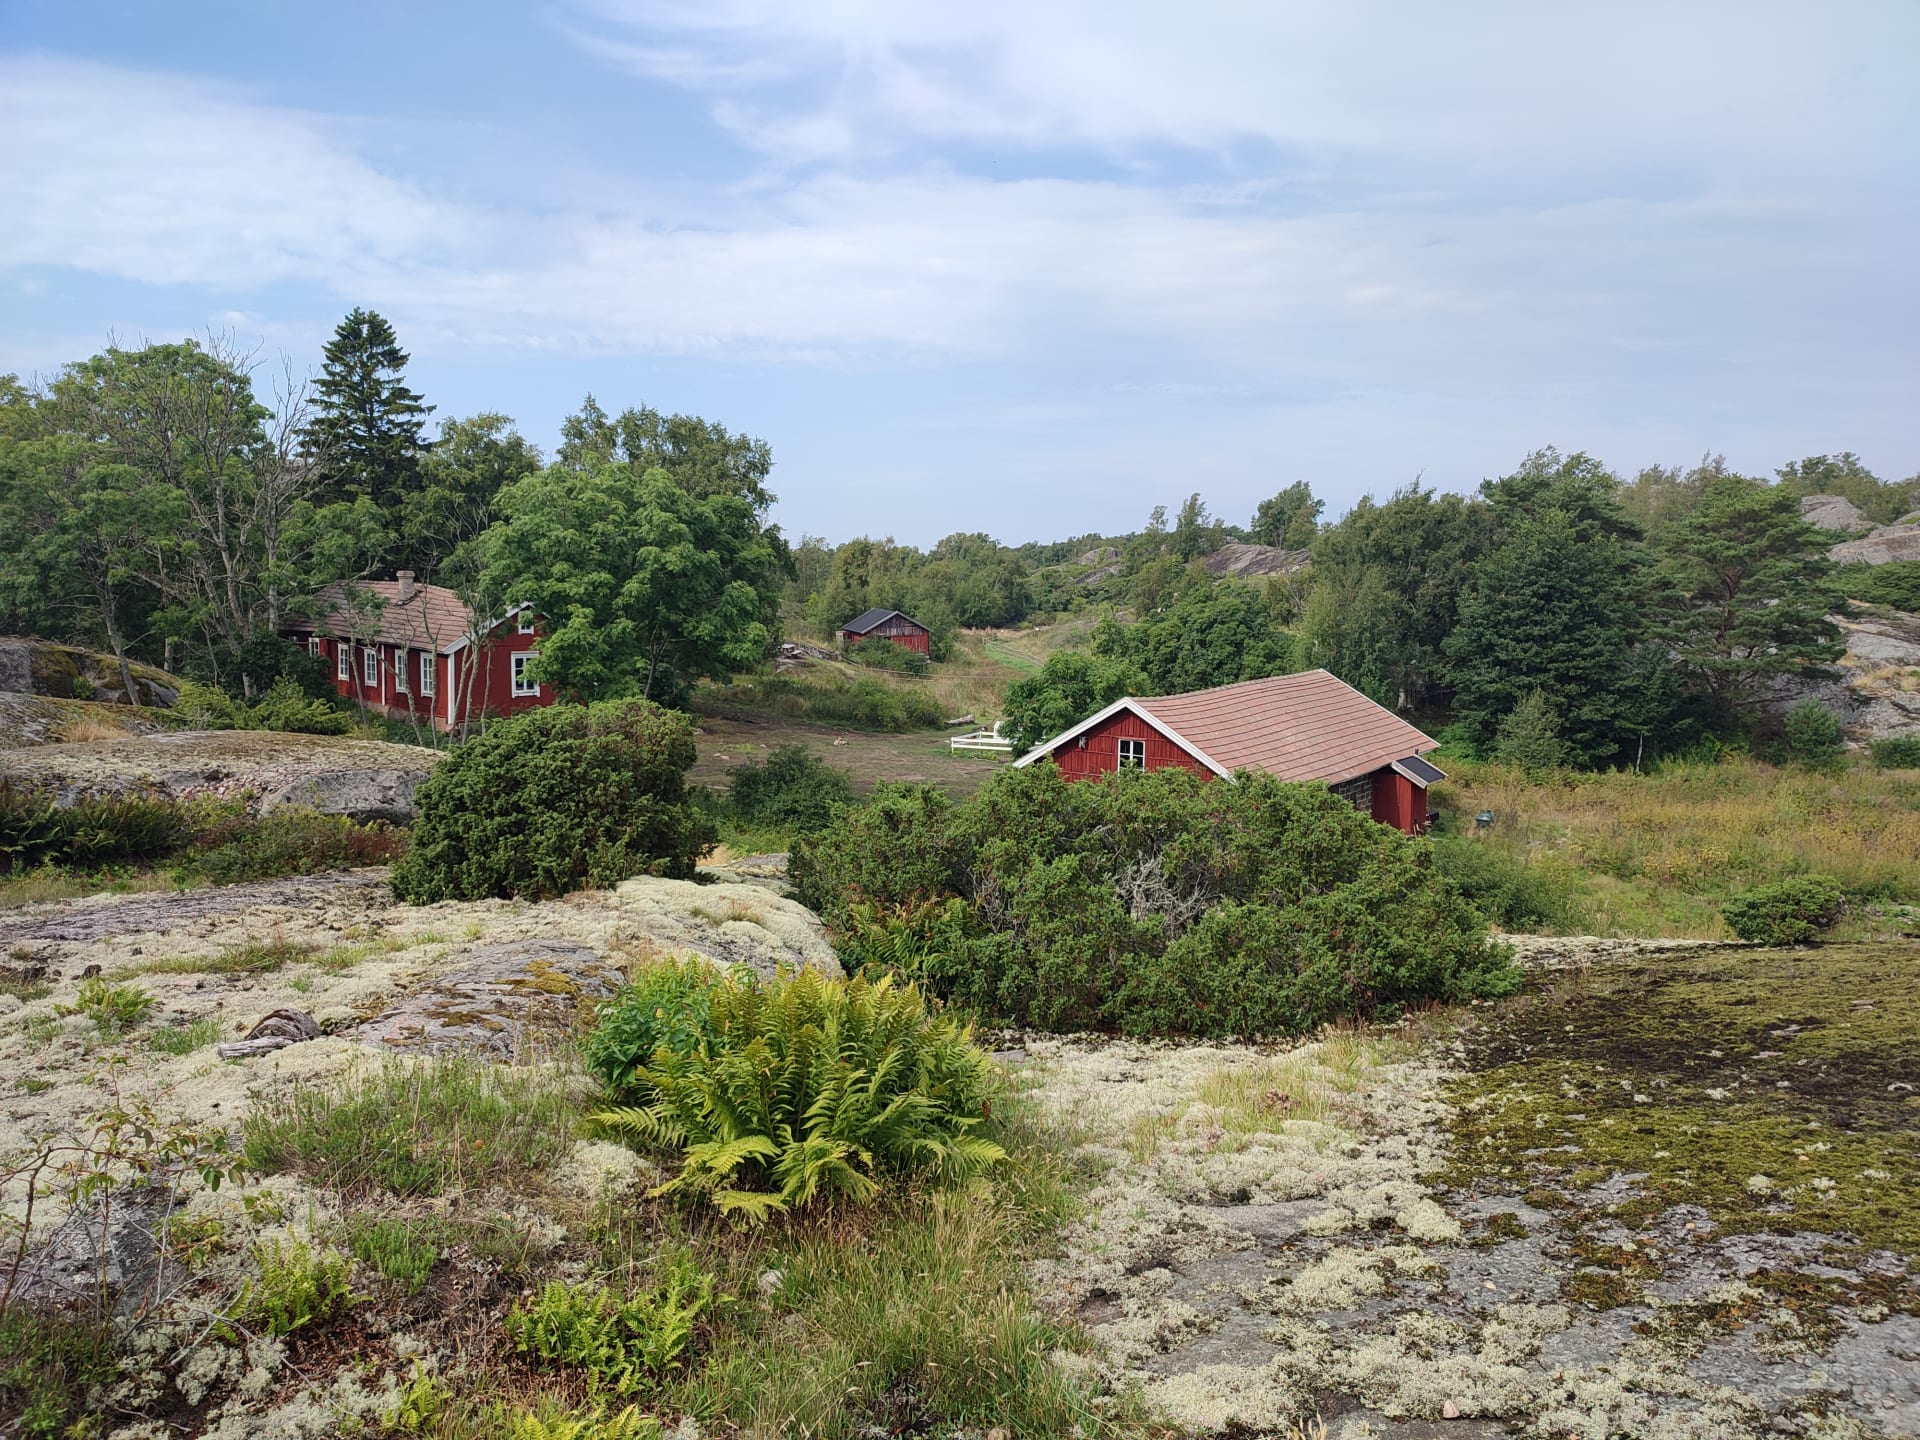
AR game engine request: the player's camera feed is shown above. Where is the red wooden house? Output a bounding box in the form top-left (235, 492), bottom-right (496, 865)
top-left (280, 571), bottom-right (553, 733)
top-left (838, 608), bottom-right (932, 657)
top-left (1013, 670), bottom-right (1446, 835)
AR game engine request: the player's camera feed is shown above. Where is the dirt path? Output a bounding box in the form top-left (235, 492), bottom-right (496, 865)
top-left (1017, 943), bottom-right (1920, 1439)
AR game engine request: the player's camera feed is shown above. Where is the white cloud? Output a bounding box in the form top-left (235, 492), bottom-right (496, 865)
top-left (0, 57), bottom-right (470, 289)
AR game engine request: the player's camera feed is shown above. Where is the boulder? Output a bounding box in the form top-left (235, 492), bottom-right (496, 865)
top-left (1799, 493), bottom-right (1875, 534)
top-left (258, 768), bottom-right (430, 826)
top-left (0, 636), bottom-right (180, 707)
top-left (1831, 524), bottom-right (1920, 567)
top-left (1201, 541), bottom-right (1311, 579)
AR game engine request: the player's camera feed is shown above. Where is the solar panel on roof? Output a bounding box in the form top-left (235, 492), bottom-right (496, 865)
top-left (1391, 754), bottom-right (1447, 786)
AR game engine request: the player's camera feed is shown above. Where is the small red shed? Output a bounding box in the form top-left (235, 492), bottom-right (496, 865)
top-left (838, 608), bottom-right (932, 657)
top-left (1013, 670), bottom-right (1445, 835)
top-left (279, 571), bottom-right (554, 733)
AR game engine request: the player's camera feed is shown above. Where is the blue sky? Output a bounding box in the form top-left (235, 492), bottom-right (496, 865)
top-left (3, 2), bottom-right (1916, 545)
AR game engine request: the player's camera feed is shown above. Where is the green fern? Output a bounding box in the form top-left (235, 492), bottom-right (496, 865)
top-left (590, 968), bottom-right (1005, 1220)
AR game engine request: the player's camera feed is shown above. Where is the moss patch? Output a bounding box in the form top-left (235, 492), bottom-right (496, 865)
top-left (1442, 942), bottom-right (1920, 1342)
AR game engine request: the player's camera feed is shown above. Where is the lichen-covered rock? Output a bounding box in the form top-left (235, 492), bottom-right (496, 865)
top-left (355, 938), bottom-right (624, 1058)
top-left (1800, 493), bottom-right (1876, 534)
top-left (0, 635), bottom-right (180, 707)
top-left (1832, 522), bottom-right (1920, 566)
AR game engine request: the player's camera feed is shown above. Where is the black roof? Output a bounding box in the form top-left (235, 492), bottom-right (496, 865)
top-left (1392, 754), bottom-right (1447, 786)
top-left (840, 608), bottom-right (925, 634)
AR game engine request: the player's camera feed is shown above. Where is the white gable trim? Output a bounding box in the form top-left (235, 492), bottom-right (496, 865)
top-left (442, 604), bottom-right (534, 657)
top-left (1012, 697), bottom-right (1234, 780)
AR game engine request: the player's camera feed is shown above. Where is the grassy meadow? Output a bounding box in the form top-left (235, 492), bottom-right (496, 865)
top-left (1431, 754), bottom-right (1920, 938)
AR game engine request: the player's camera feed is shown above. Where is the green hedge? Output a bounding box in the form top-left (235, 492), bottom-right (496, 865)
top-left (793, 764), bottom-right (1517, 1039)
top-left (391, 699), bottom-right (714, 903)
top-left (1722, 876), bottom-right (1846, 945)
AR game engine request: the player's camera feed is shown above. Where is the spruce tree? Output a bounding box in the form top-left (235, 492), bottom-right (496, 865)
top-left (306, 308), bottom-right (433, 522)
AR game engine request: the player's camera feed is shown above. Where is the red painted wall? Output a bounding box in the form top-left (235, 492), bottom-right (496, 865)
top-left (300, 621), bottom-right (552, 732)
top-left (1048, 709), bottom-right (1213, 781)
top-left (1369, 769), bottom-right (1428, 835)
top-left (841, 621), bottom-right (931, 656)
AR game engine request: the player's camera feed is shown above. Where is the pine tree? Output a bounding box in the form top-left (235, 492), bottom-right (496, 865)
top-left (1491, 689), bottom-right (1571, 775)
top-left (306, 308), bottom-right (433, 522)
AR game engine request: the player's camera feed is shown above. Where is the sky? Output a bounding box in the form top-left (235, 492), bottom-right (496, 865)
top-left (3, 2), bottom-right (1916, 546)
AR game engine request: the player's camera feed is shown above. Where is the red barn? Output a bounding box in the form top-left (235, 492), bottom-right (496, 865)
top-left (838, 608), bottom-right (932, 656)
top-left (280, 571), bottom-right (554, 732)
top-left (1013, 670), bottom-right (1446, 835)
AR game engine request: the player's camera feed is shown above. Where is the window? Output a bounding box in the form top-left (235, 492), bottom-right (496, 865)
top-left (1118, 737), bottom-right (1146, 769)
top-left (419, 651), bottom-right (436, 696)
top-left (307, 636), bottom-right (322, 658)
top-left (394, 649), bottom-right (409, 693)
top-left (511, 652), bottom-right (540, 697)
top-left (363, 644), bottom-right (379, 687)
top-left (335, 643), bottom-right (350, 681)
top-left (516, 610), bottom-right (536, 635)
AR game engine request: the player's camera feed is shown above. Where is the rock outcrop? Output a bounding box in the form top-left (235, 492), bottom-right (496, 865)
top-left (1201, 541), bottom-right (1311, 579)
top-left (1832, 523), bottom-right (1920, 567)
top-left (1799, 493), bottom-right (1875, 533)
top-left (0, 636), bottom-right (180, 707)
top-left (0, 729), bottom-right (442, 822)
top-left (1771, 609), bottom-right (1920, 739)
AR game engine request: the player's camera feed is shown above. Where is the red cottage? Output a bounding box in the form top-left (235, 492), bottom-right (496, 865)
top-left (837, 608), bottom-right (932, 657)
top-left (279, 571), bottom-right (554, 733)
top-left (1013, 670), bottom-right (1446, 835)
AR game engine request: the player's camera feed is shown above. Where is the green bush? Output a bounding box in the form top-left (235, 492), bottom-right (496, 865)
top-left (73, 975), bottom-right (155, 1037)
top-left (704, 674), bottom-right (946, 732)
top-left (590, 966), bottom-right (1004, 1221)
top-left (726, 744), bottom-right (854, 833)
top-left (1428, 836), bottom-right (1577, 933)
top-left (1835, 559), bottom-right (1920, 613)
top-left (1722, 875), bottom-right (1846, 945)
top-left (847, 635), bottom-right (931, 676)
top-left (346, 1217), bottom-right (440, 1294)
top-left (391, 699), bottom-right (714, 903)
top-left (583, 958), bottom-right (719, 1098)
top-left (0, 1307), bottom-right (115, 1440)
top-left (0, 783), bottom-right (188, 872)
top-left (245, 676), bottom-right (353, 735)
top-left (242, 1056), bottom-right (576, 1197)
top-left (1782, 700), bottom-right (1846, 770)
top-left (185, 807), bottom-right (402, 884)
top-left (505, 1260), bottom-right (711, 1396)
top-left (1869, 735), bottom-right (1920, 769)
top-left (232, 1237), bottom-right (357, 1337)
top-left (793, 764), bottom-right (1517, 1038)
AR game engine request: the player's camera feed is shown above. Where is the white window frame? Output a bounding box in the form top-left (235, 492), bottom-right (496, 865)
top-left (335, 643), bottom-right (350, 681)
top-left (394, 648), bottom-right (410, 693)
top-left (511, 652), bottom-right (540, 697)
top-left (307, 636), bottom-right (322, 659)
top-left (516, 610), bottom-right (536, 635)
top-left (419, 651), bottom-right (436, 696)
top-left (1118, 737), bottom-right (1146, 769)
top-left (362, 644), bottom-right (379, 687)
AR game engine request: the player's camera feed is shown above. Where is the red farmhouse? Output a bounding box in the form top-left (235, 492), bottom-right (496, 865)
top-left (279, 571), bottom-right (553, 733)
top-left (838, 608), bottom-right (932, 657)
top-left (1013, 670), bottom-right (1446, 835)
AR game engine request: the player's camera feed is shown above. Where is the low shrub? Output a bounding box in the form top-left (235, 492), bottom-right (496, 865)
top-left (793, 764), bottom-right (1517, 1038)
top-left (704, 674), bottom-right (946, 732)
top-left (150, 1017), bottom-right (223, 1056)
top-left (590, 967), bottom-right (1004, 1221)
top-left (583, 958), bottom-right (719, 1098)
top-left (391, 699), bottom-right (714, 903)
top-left (506, 1403), bottom-right (663, 1440)
top-left (1869, 736), bottom-right (1920, 769)
top-left (1722, 875), bottom-right (1846, 945)
top-left (1782, 700), bottom-right (1846, 771)
top-left (847, 635), bottom-right (930, 676)
top-left (1429, 836), bottom-right (1578, 933)
top-left (185, 808), bottom-right (402, 884)
top-left (1, 783), bottom-right (188, 872)
top-left (232, 1237), bottom-right (356, 1337)
top-left (73, 975), bottom-right (155, 1037)
top-left (346, 1216), bottom-right (440, 1294)
top-left (1836, 559), bottom-right (1920, 612)
top-left (245, 676), bottom-right (353, 735)
top-left (726, 744), bottom-right (854, 833)
top-left (505, 1260), bottom-right (711, 1396)
top-left (0, 1307), bottom-right (116, 1439)
top-left (241, 1056), bottom-right (576, 1197)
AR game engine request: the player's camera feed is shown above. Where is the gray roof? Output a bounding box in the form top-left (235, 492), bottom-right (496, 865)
top-left (840, 608), bottom-right (925, 635)
top-left (1391, 754), bottom-right (1448, 786)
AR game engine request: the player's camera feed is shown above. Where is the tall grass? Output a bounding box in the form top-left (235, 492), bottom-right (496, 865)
top-left (1431, 756), bottom-right (1920, 937)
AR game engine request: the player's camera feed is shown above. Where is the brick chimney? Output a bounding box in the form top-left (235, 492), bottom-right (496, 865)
top-left (396, 570), bottom-right (417, 603)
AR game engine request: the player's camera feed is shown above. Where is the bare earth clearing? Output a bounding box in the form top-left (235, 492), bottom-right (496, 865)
top-left (0, 867), bottom-right (1913, 1438)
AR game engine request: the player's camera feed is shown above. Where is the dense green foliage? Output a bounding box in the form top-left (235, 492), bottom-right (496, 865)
top-left (233, 1238), bottom-right (358, 1337)
top-left (793, 765), bottom-right (1517, 1038)
top-left (590, 964), bottom-right (1004, 1221)
top-left (1721, 876), bottom-right (1846, 945)
top-left (506, 1264), bottom-right (711, 1397)
top-left (1094, 579), bottom-right (1299, 695)
top-left (846, 634), bottom-right (930, 675)
top-left (305, 308), bottom-right (434, 522)
top-left (391, 699), bottom-right (713, 902)
top-left (583, 958), bottom-right (721, 1098)
top-left (1869, 736), bottom-right (1920, 769)
top-left (1781, 700), bottom-right (1846, 770)
top-left (1001, 650), bottom-right (1146, 755)
top-left (1428, 834), bottom-right (1577, 932)
top-left (1837, 560), bottom-right (1920, 613)
top-left (726, 744), bottom-right (854, 832)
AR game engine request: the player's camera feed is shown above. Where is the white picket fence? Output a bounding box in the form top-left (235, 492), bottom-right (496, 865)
top-left (949, 721), bottom-right (1014, 754)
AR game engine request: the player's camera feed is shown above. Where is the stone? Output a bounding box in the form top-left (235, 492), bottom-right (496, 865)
top-left (1832, 523), bottom-right (1920, 567)
top-left (258, 768), bottom-right (429, 826)
top-left (1799, 493), bottom-right (1875, 534)
top-left (355, 939), bottom-right (625, 1060)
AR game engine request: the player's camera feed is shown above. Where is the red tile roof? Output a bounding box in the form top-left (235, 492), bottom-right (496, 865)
top-left (1018, 670), bottom-right (1438, 784)
top-left (283, 580), bottom-right (488, 654)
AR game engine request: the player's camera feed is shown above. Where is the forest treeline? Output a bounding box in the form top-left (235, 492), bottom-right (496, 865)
top-left (3, 311), bottom-right (1915, 766)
